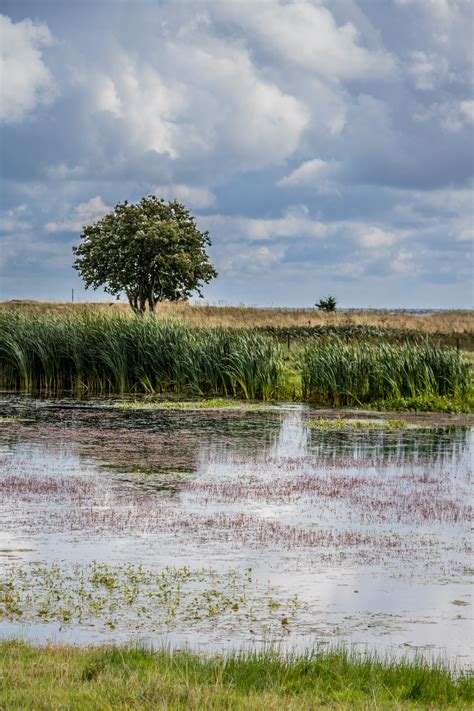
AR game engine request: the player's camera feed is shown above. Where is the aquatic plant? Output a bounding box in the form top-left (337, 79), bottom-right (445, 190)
top-left (0, 312), bottom-right (283, 399)
top-left (301, 339), bottom-right (470, 406)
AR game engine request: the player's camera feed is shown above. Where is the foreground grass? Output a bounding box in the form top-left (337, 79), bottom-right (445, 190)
top-left (0, 642), bottom-right (472, 710)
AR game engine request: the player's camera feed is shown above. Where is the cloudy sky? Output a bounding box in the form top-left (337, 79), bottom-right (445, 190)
top-left (1, 0), bottom-right (473, 307)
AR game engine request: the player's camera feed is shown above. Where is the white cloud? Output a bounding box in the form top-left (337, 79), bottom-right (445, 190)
top-left (164, 38), bottom-right (309, 168)
top-left (391, 249), bottom-right (418, 274)
top-left (213, 0), bottom-right (394, 80)
top-left (414, 99), bottom-right (474, 131)
top-left (0, 205), bottom-right (31, 233)
top-left (152, 184), bottom-right (216, 209)
top-left (202, 206), bottom-right (327, 242)
top-left (219, 245), bottom-right (285, 274)
top-left (0, 14), bottom-right (56, 124)
top-left (357, 226), bottom-right (397, 248)
top-left (79, 37), bottom-right (308, 170)
top-left (45, 196), bottom-right (111, 232)
top-left (46, 163), bottom-right (86, 180)
top-left (278, 158), bottom-right (341, 193)
top-left (407, 51), bottom-right (450, 90)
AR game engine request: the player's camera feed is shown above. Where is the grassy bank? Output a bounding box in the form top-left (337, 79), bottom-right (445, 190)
top-left (0, 642), bottom-right (472, 710)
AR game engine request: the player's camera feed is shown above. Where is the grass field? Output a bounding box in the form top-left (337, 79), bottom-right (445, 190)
top-left (0, 642), bottom-right (472, 710)
top-left (2, 299), bottom-right (473, 336)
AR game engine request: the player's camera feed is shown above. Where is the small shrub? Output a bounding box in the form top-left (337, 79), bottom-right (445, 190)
top-left (315, 295), bottom-right (337, 312)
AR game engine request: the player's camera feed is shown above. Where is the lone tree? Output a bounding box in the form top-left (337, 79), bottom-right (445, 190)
top-left (315, 295), bottom-right (337, 312)
top-left (73, 196), bottom-right (218, 315)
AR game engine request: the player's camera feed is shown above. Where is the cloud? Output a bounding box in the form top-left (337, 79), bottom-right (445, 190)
top-left (391, 248), bottom-right (418, 274)
top-left (212, 0), bottom-right (394, 80)
top-left (0, 204), bottom-right (31, 233)
top-left (407, 51), bottom-right (450, 90)
top-left (414, 99), bottom-right (474, 132)
top-left (0, 14), bottom-right (56, 124)
top-left (357, 226), bottom-right (398, 249)
top-left (277, 159), bottom-right (341, 193)
top-left (219, 245), bottom-right (285, 274)
top-left (45, 196), bottom-right (111, 233)
top-left (74, 35), bottom-right (309, 171)
top-left (202, 206), bottom-right (328, 242)
top-left (152, 184), bottom-right (216, 209)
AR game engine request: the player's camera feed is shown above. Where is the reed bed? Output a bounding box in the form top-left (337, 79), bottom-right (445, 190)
top-left (0, 312), bottom-right (283, 399)
top-left (301, 339), bottom-right (470, 406)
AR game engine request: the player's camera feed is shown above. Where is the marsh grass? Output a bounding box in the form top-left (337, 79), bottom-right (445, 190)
top-left (301, 339), bottom-right (470, 407)
top-left (1, 311), bottom-right (471, 407)
top-left (369, 393), bottom-right (474, 414)
top-left (0, 641), bottom-right (472, 710)
top-left (0, 312), bottom-right (283, 399)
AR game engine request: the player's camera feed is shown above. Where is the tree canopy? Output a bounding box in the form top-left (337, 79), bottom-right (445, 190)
top-left (73, 196), bottom-right (218, 314)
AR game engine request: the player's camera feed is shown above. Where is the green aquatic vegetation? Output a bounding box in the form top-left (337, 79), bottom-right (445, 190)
top-left (1, 641), bottom-right (472, 710)
top-left (0, 312), bottom-right (284, 400)
top-left (117, 397), bottom-right (272, 411)
top-left (370, 393), bottom-right (474, 414)
top-left (0, 562), bottom-right (301, 635)
top-left (301, 339), bottom-right (470, 406)
top-left (305, 417), bottom-right (412, 431)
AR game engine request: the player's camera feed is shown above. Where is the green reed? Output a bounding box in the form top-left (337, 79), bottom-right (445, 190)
top-left (0, 312), bottom-right (283, 399)
top-left (301, 339), bottom-right (470, 406)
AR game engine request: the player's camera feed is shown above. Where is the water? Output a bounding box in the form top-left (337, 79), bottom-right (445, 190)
top-left (0, 396), bottom-right (472, 663)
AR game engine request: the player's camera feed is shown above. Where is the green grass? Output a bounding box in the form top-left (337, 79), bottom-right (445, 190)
top-left (1, 311), bottom-right (472, 410)
top-left (369, 393), bottom-right (474, 414)
top-left (301, 339), bottom-right (470, 407)
top-left (0, 641), bottom-right (472, 710)
top-left (0, 312), bottom-right (283, 400)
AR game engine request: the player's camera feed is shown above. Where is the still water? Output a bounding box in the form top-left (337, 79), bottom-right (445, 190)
top-left (0, 396), bottom-right (472, 664)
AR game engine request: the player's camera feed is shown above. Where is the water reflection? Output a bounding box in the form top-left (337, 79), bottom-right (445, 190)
top-left (0, 395), bottom-right (472, 661)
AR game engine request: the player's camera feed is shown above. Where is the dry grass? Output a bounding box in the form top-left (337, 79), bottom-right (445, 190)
top-left (2, 299), bottom-right (473, 335)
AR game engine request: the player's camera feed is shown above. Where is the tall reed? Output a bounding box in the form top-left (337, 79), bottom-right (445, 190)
top-left (301, 339), bottom-right (470, 406)
top-left (0, 312), bottom-right (283, 400)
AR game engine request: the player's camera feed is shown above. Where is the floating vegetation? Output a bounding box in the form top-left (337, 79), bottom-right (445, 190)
top-left (305, 417), bottom-right (412, 431)
top-left (117, 398), bottom-right (273, 411)
top-left (301, 340), bottom-right (470, 406)
top-left (0, 562), bottom-right (301, 635)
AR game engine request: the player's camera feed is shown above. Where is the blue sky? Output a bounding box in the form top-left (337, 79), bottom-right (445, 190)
top-left (1, 0), bottom-right (473, 308)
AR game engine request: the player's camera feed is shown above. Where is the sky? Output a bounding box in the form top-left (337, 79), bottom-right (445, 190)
top-left (0, 0), bottom-right (473, 308)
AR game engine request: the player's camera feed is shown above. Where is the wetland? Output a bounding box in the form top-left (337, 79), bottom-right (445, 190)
top-left (0, 394), bottom-right (472, 667)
